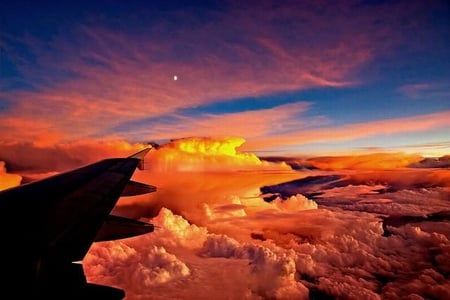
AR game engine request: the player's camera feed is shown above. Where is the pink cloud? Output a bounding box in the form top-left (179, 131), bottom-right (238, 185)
top-left (398, 82), bottom-right (450, 99)
top-left (144, 102), bottom-right (321, 140)
top-left (242, 110), bottom-right (450, 151)
top-left (122, 108), bottom-right (450, 153)
top-left (3, 1), bottom-right (417, 144)
top-left (398, 83), bottom-right (433, 99)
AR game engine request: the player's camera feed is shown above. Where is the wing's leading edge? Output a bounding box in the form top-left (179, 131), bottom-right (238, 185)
top-left (0, 148), bottom-right (155, 299)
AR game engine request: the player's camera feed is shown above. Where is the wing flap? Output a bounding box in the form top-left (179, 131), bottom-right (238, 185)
top-left (121, 180), bottom-right (157, 196)
top-left (95, 214), bottom-right (155, 242)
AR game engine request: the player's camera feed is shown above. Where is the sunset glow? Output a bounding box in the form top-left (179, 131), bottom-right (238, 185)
top-left (1, 1), bottom-right (449, 299)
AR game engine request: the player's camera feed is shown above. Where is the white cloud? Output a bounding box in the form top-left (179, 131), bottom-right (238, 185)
top-left (271, 194), bottom-right (318, 212)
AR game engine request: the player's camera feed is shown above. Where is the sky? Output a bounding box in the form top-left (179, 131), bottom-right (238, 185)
top-left (1, 0), bottom-right (449, 157)
top-left (1, 2), bottom-right (450, 299)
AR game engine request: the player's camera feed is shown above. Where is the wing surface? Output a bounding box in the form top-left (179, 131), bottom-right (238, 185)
top-left (0, 147), bottom-right (153, 299)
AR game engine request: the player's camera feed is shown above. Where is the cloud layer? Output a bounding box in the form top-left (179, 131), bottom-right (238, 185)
top-left (74, 137), bottom-right (450, 299)
top-left (2, 1), bottom-right (448, 155)
top-left (2, 136), bottom-right (448, 299)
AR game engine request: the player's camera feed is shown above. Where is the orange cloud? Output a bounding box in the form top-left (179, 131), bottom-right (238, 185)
top-left (0, 139), bottom-right (146, 175)
top-left (1, 2), bottom-right (391, 145)
top-left (142, 136), bottom-right (293, 172)
top-left (346, 168), bottom-right (450, 189)
top-left (0, 161), bottom-right (22, 191)
top-left (0, 115), bottom-right (64, 146)
top-left (306, 153), bottom-right (424, 170)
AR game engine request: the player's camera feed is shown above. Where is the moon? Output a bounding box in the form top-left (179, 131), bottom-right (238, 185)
top-left (173, 75), bottom-right (178, 81)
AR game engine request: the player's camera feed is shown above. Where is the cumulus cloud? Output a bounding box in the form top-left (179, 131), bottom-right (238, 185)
top-left (84, 241), bottom-right (191, 295)
top-left (0, 139), bottom-right (146, 175)
top-left (0, 135), bottom-right (290, 187)
top-left (84, 208), bottom-right (204, 298)
top-left (144, 136), bottom-right (291, 172)
top-left (89, 199), bottom-right (450, 299)
top-left (3, 135), bottom-right (448, 299)
top-left (200, 234), bottom-right (309, 299)
top-left (270, 194), bottom-right (318, 212)
top-left (119, 143), bottom-right (449, 299)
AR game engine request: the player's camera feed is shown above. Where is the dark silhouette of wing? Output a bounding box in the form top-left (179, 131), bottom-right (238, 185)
top-left (0, 148), bottom-right (155, 299)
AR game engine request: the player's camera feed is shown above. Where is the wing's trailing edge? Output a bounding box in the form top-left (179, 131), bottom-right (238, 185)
top-left (0, 147), bottom-right (155, 299)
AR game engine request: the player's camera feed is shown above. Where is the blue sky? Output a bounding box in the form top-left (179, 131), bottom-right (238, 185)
top-left (1, 0), bottom-right (449, 156)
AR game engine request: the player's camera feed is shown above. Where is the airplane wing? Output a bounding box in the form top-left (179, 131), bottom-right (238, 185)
top-left (0, 147), bottom-right (156, 299)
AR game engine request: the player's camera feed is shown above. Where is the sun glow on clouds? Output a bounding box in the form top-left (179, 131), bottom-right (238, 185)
top-left (78, 137), bottom-right (450, 299)
top-left (4, 1), bottom-right (447, 153)
top-left (0, 3), bottom-right (369, 145)
top-left (307, 152), bottom-right (424, 170)
top-left (1, 137), bottom-right (448, 298)
top-left (0, 161), bottom-right (21, 191)
top-left (144, 136), bottom-right (290, 172)
top-left (241, 110), bottom-right (450, 154)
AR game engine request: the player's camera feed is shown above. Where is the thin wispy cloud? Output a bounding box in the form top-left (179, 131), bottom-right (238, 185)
top-left (2, 1), bottom-right (431, 145)
top-left (242, 110), bottom-right (450, 151)
top-left (398, 82), bottom-right (450, 99)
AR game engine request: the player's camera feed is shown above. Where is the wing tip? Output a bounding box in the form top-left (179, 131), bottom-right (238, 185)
top-left (129, 147), bottom-right (152, 160)
top-left (129, 147), bottom-right (153, 170)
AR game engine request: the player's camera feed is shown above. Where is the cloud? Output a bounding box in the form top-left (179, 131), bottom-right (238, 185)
top-left (84, 241), bottom-right (191, 294)
top-left (200, 234), bottom-right (309, 299)
top-left (398, 83), bottom-right (433, 99)
top-left (271, 194), bottom-right (318, 212)
top-left (114, 142), bottom-right (449, 299)
top-left (2, 1), bottom-right (424, 144)
top-left (398, 82), bottom-right (450, 99)
top-left (241, 110), bottom-right (450, 151)
top-left (2, 135), bottom-right (449, 299)
top-left (410, 155), bottom-right (450, 168)
top-left (0, 161), bottom-right (22, 191)
top-left (1, 15), bottom-right (360, 144)
top-left (306, 152), bottom-right (424, 170)
top-left (0, 139), bottom-right (145, 174)
top-left (87, 199), bottom-right (450, 299)
top-left (115, 137), bottom-right (298, 225)
top-left (98, 104), bottom-right (450, 156)
top-left (138, 102), bottom-right (321, 141)
top-left (143, 136), bottom-right (292, 172)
